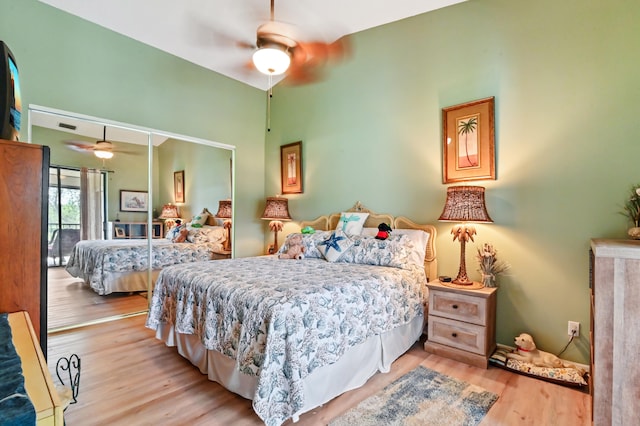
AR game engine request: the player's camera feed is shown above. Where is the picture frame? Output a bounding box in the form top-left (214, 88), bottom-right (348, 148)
top-left (120, 190), bottom-right (149, 212)
top-left (442, 97), bottom-right (496, 184)
top-left (174, 170), bottom-right (185, 203)
top-left (115, 226), bottom-right (126, 238)
top-left (280, 141), bottom-right (303, 194)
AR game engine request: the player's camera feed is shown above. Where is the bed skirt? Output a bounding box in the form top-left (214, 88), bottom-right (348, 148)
top-left (95, 270), bottom-right (159, 294)
top-left (154, 314), bottom-right (423, 423)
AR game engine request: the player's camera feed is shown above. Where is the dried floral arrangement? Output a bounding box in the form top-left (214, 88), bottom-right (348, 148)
top-left (621, 184), bottom-right (640, 227)
top-left (476, 243), bottom-right (510, 288)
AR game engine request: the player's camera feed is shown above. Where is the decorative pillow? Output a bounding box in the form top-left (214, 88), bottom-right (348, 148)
top-left (361, 228), bottom-right (429, 268)
top-left (339, 234), bottom-right (414, 269)
top-left (189, 211), bottom-right (209, 228)
top-left (335, 212), bottom-right (369, 236)
top-left (189, 226), bottom-right (227, 244)
top-left (317, 230), bottom-right (354, 262)
top-left (278, 231), bottom-right (334, 259)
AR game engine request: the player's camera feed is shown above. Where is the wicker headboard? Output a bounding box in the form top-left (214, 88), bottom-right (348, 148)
top-left (300, 202), bottom-right (438, 281)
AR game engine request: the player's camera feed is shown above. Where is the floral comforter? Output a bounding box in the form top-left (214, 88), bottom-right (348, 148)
top-left (66, 239), bottom-right (221, 295)
top-left (145, 256), bottom-right (426, 426)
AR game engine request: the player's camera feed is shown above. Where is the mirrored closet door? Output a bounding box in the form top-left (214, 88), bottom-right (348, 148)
top-left (28, 105), bottom-right (235, 335)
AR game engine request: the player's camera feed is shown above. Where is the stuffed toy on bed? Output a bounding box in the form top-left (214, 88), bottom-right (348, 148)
top-left (375, 223), bottom-right (392, 240)
top-left (278, 234), bottom-right (306, 260)
top-left (172, 227), bottom-right (189, 243)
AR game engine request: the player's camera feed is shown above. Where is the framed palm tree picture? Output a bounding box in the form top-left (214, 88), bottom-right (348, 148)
top-left (442, 97), bottom-right (495, 183)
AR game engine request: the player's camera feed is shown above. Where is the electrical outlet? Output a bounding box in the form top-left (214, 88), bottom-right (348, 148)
top-left (568, 321), bottom-right (580, 337)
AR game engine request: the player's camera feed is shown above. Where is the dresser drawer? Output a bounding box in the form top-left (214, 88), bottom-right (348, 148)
top-left (427, 315), bottom-right (487, 355)
top-left (429, 289), bottom-right (488, 326)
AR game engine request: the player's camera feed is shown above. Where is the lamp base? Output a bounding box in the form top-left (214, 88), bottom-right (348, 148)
top-left (452, 277), bottom-right (475, 286)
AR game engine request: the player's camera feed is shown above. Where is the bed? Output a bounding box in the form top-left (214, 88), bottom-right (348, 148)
top-left (145, 202), bottom-right (437, 426)
top-left (66, 221), bottom-right (228, 295)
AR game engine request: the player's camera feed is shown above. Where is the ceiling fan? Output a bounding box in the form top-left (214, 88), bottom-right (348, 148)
top-left (64, 126), bottom-right (138, 159)
top-left (239, 0), bottom-right (351, 85)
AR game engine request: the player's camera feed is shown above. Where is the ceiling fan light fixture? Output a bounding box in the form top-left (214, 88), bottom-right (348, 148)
top-left (94, 149), bottom-right (114, 159)
top-left (253, 45), bottom-right (291, 75)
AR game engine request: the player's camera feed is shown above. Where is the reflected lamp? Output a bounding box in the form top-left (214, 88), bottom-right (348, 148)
top-left (215, 199), bottom-right (233, 252)
top-left (159, 203), bottom-right (180, 233)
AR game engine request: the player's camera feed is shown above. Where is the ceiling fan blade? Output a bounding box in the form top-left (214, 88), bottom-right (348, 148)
top-left (281, 36), bottom-right (352, 86)
top-left (63, 140), bottom-right (96, 151)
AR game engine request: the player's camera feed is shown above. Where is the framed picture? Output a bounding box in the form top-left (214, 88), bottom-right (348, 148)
top-left (442, 97), bottom-right (496, 184)
top-left (115, 226), bottom-right (126, 238)
top-left (280, 141), bottom-right (303, 194)
top-left (120, 190), bottom-right (148, 212)
top-left (174, 170), bottom-right (185, 203)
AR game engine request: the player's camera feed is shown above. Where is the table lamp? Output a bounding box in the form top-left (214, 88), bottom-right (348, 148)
top-left (438, 186), bottom-right (493, 285)
top-left (261, 196), bottom-right (291, 254)
top-left (158, 203), bottom-right (180, 233)
top-left (215, 199), bottom-right (232, 252)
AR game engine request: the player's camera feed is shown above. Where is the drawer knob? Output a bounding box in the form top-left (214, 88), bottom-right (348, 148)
top-left (452, 304), bottom-right (458, 309)
top-left (451, 332), bottom-right (458, 338)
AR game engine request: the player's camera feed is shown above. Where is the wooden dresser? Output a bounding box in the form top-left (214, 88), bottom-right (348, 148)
top-left (0, 139), bottom-right (49, 357)
top-left (590, 239), bottom-right (640, 425)
top-left (8, 311), bottom-right (63, 425)
top-left (424, 280), bottom-right (497, 368)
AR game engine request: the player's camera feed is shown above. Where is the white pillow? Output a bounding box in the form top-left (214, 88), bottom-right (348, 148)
top-left (317, 229), bottom-right (354, 262)
top-left (335, 212), bottom-right (369, 236)
top-left (188, 226), bottom-right (227, 243)
top-left (189, 211), bottom-right (209, 228)
top-left (394, 229), bottom-right (430, 268)
top-left (361, 227), bottom-right (430, 268)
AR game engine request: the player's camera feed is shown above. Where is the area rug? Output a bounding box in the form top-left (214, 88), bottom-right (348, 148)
top-left (329, 366), bottom-right (498, 426)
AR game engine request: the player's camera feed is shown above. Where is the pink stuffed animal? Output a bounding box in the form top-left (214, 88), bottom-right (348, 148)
top-left (278, 234), bottom-right (306, 260)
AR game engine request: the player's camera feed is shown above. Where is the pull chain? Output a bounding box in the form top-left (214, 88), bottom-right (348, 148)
top-left (267, 73), bottom-right (273, 132)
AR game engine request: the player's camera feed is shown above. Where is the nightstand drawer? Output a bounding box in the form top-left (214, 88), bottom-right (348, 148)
top-left (427, 316), bottom-right (487, 355)
top-left (429, 290), bottom-right (488, 326)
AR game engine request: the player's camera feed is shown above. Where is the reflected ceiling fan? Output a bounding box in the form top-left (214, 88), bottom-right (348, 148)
top-left (228, 0), bottom-right (351, 85)
top-left (64, 126), bottom-right (139, 159)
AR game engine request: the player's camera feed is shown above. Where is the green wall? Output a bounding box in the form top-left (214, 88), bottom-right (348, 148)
top-left (156, 138), bottom-right (232, 222)
top-left (266, 0), bottom-right (640, 364)
top-left (0, 0), bottom-right (267, 255)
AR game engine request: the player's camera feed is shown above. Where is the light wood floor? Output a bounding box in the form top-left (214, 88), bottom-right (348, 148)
top-left (47, 316), bottom-right (592, 426)
top-left (48, 267), bottom-right (148, 331)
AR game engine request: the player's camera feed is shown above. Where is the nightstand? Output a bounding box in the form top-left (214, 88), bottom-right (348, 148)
top-left (424, 280), bottom-right (497, 369)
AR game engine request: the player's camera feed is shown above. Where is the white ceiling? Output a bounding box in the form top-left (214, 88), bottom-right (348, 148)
top-left (38, 0), bottom-right (467, 90)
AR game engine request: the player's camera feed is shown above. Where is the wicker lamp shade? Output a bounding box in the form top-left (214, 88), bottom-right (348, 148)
top-left (158, 204), bottom-right (180, 219)
top-left (215, 200), bottom-right (232, 219)
top-left (261, 197), bottom-right (292, 221)
top-left (439, 186), bottom-right (492, 223)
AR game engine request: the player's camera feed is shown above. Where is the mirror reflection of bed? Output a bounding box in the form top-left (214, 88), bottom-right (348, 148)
top-left (29, 106), bottom-right (235, 333)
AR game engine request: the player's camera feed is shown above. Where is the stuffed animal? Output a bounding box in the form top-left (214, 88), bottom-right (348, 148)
top-left (172, 227), bottom-right (189, 243)
top-left (301, 226), bottom-right (315, 234)
top-left (375, 223), bottom-right (392, 240)
top-left (279, 234), bottom-right (306, 260)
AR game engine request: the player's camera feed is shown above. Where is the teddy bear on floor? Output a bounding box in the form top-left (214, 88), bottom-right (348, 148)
top-left (278, 234), bottom-right (306, 260)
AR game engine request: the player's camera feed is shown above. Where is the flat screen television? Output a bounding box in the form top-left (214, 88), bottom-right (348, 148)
top-left (0, 41), bottom-right (21, 141)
